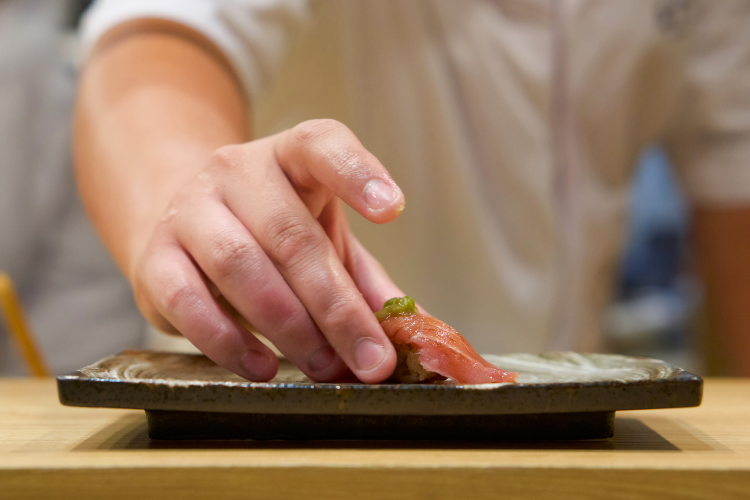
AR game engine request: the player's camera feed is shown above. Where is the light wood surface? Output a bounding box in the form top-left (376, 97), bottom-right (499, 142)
top-left (1, 378), bottom-right (748, 499)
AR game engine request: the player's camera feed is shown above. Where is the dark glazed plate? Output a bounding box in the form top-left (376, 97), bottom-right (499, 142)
top-left (57, 350), bottom-right (702, 441)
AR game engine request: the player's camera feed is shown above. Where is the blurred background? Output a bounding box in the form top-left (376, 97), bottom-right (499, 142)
top-left (602, 146), bottom-right (705, 375)
top-left (0, 0), bottom-right (731, 377)
top-left (0, 0), bottom-right (146, 376)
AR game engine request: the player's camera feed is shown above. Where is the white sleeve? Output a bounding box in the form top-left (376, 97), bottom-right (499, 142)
top-left (79, 0), bottom-right (311, 102)
top-left (667, 0), bottom-right (750, 207)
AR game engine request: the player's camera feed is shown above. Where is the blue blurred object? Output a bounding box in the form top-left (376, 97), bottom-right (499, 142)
top-left (620, 147), bottom-right (689, 294)
top-left (603, 146), bottom-right (702, 373)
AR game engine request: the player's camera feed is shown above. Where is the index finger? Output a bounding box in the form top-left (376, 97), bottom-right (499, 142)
top-left (275, 119), bottom-right (406, 224)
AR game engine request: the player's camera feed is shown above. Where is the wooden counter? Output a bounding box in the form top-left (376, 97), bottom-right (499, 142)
top-left (1, 378), bottom-right (748, 499)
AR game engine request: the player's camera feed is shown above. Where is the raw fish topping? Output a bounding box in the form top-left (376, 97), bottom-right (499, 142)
top-left (375, 297), bottom-right (518, 384)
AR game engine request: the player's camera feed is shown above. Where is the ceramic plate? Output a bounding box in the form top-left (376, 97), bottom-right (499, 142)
top-left (57, 350), bottom-right (702, 440)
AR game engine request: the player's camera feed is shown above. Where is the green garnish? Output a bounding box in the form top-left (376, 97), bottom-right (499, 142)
top-left (375, 296), bottom-right (418, 322)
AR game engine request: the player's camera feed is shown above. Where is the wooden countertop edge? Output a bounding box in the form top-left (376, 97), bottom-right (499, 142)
top-left (2, 467), bottom-right (749, 500)
top-left (2, 453), bottom-right (749, 471)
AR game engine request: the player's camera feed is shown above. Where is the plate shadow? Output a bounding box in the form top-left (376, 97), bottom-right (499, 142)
top-left (73, 413), bottom-right (716, 452)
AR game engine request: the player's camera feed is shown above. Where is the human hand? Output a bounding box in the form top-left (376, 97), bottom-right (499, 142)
top-left (131, 120), bottom-right (405, 383)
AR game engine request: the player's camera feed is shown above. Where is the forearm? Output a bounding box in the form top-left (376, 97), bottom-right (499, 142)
top-left (694, 206), bottom-right (750, 376)
top-left (74, 20), bottom-right (247, 278)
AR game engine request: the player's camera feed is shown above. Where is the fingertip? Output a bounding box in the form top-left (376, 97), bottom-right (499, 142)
top-left (239, 348), bottom-right (279, 381)
top-left (362, 179), bottom-right (405, 224)
top-left (352, 338), bottom-right (397, 383)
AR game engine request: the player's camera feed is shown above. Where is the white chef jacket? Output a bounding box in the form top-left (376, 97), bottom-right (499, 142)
top-left (0, 0), bottom-right (145, 375)
top-left (80, 0), bottom-right (750, 355)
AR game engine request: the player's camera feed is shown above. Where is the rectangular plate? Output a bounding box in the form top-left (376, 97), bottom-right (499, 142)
top-left (57, 350), bottom-right (702, 440)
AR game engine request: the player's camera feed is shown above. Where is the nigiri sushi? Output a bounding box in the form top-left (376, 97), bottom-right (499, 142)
top-left (375, 296), bottom-right (519, 384)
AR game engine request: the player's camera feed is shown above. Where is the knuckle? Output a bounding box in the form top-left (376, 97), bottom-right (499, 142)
top-left (258, 291), bottom-right (306, 334)
top-left (264, 212), bottom-right (322, 268)
top-left (159, 277), bottom-right (196, 315)
top-left (159, 181), bottom-right (218, 229)
top-left (209, 144), bottom-right (245, 172)
top-left (290, 119), bottom-right (344, 149)
top-left (250, 296), bottom-right (299, 338)
top-left (287, 119), bottom-right (374, 183)
top-left (209, 234), bottom-right (258, 280)
top-left (133, 255), bottom-right (193, 333)
top-left (197, 317), bottom-right (234, 352)
top-left (319, 295), bottom-right (360, 331)
top-left (274, 309), bottom-right (306, 336)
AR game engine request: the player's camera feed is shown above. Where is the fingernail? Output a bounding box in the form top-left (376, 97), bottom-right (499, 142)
top-left (354, 338), bottom-right (386, 372)
top-left (309, 345), bottom-right (336, 373)
top-left (240, 349), bottom-right (272, 380)
top-left (364, 179), bottom-right (397, 211)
